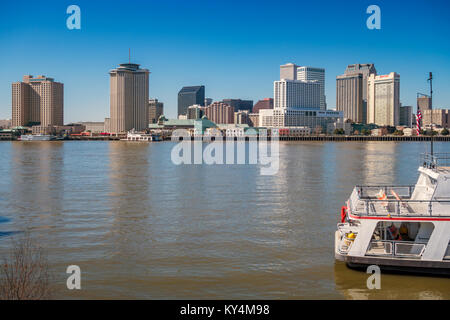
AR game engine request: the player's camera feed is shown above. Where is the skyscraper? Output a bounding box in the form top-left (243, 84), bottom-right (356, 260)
top-left (109, 63), bottom-right (149, 133)
top-left (12, 75), bottom-right (64, 127)
top-left (336, 64), bottom-right (377, 123)
top-left (280, 63), bottom-right (298, 80)
top-left (417, 95), bottom-right (432, 111)
top-left (297, 66), bottom-right (326, 110)
top-left (274, 79), bottom-right (320, 109)
top-left (178, 86), bottom-right (205, 116)
top-left (367, 72), bottom-right (400, 127)
top-left (399, 105), bottom-right (413, 127)
top-left (148, 98), bottom-right (164, 124)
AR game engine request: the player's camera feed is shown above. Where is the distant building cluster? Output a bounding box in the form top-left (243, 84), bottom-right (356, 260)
top-left (6, 59), bottom-right (449, 139)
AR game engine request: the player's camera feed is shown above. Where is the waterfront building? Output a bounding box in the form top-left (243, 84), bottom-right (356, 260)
top-left (221, 99), bottom-right (253, 112)
top-left (327, 119), bottom-right (353, 135)
top-left (12, 75), bottom-right (64, 127)
top-left (259, 108), bottom-right (342, 130)
top-left (367, 72), bottom-right (400, 127)
top-left (178, 86), bottom-right (205, 116)
top-left (274, 79), bottom-right (320, 110)
top-left (187, 104), bottom-right (205, 120)
top-left (252, 98), bottom-right (273, 114)
top-left (109, 63), bottom-right (149, 133)
top-left (417, 95), bottom-right (432, 111)
top-left (79, 121), bottom-right (105, 133)
top-left (399, 105), bottom-right (413, 127)
top-left (149, 98), bottom-right (164, 124)
top-left (422, 109), bottom-right (449, 128)
top-left (204, 102), bottom-right (234, 124)
top-left (336, 64), bottom-right (377, 123)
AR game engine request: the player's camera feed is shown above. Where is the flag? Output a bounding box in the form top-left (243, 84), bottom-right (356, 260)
top-left (416, 110), bottom-right (422, 135)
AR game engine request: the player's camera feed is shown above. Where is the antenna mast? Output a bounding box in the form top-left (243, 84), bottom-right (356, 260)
top-left (129, 48), bottom-right (131, 63)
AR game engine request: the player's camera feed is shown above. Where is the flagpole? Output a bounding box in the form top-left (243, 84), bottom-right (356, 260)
top-left (428, 72), bottom-right (433, 158)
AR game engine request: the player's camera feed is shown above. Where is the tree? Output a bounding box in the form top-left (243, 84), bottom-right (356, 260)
top-left (393, 129), bottom-right (404, 136)
top-left (441, 128), bottom-right (449, 136)
top-left (0, 234), bottom-right (52, 300)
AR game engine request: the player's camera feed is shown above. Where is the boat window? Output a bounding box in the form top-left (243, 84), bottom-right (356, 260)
top-left (371, 221), bottom-right (434, 243)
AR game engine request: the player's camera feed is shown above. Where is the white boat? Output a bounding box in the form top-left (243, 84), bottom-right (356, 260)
top-left (19, 134), bottom-right (56, 141)
top-left (123, 130), bottom-right (162, 142)
top-left (335, 153), bottom-right (450, 275)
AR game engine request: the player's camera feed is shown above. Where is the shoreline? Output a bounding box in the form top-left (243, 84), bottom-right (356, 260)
top-left (1, 136), bottom-right (450, 142)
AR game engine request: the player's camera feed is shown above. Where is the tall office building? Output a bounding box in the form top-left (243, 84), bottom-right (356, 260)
top-left (297, 66), bottom-right (326, 110)
top-left (178, 86), bottom-right (205, 116)
top-left (417, 95), bottom-right (432, 111)
top-left (187, 104), bottom-right (205, 120)
top-left (148, 98), bottom-right (164, 124)
top-left (12, 75), bottom-right (64, 127)
top-left (336, 63), bottom-right (377, 123)
top-left (109, 63), bottom-right (149, 133)
top-left (274, 79), bottom-right (320, 110)
top-left (399, 105), bottom-right (413, 127)
top-left (367, 72), bottom-right (400, 127)
top-left (280, 63), bottom-right (298, 80)
top-left (221, 99), bottom-right (253, 112)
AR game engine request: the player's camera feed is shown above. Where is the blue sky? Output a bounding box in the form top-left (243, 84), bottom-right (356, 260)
top-left (0, 0), bottom-right (449, 122)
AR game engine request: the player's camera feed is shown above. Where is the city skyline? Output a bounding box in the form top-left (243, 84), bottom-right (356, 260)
top-left (1, 0), bottom-right (450, 122)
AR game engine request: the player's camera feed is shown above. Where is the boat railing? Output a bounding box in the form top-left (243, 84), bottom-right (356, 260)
top-left (366, 240), bottom-right (426, 258)
top-left (421, 153), bottom-right (450, 170)
top-left (338, 235), bottom-right (356, 254)
top-left (349, 186), bottom-right (450, 217)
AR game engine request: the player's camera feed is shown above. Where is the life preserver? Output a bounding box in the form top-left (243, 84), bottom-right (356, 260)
top-left (341, 206), bottom-right (347, 223)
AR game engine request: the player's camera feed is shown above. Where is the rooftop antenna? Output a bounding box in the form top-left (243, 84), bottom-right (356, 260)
top-left (427, 72), bottom-right (434, 158)
top-left (129, 48), bottom-right (131, 63)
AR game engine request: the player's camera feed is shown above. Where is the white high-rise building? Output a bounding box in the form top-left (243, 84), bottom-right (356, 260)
top-left (274, 79), bottom-right (320, 110)
top-left (367, 72), bottom-right (400, 127)
top-left (297, 66), bottom-right (326, 110)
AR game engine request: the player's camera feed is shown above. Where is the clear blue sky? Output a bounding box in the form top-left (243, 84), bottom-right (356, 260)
top-left (1, 0), bottom-right (449, 122)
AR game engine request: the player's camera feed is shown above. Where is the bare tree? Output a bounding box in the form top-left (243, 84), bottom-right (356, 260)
top-left (0, 234), bottom-right (52, 300)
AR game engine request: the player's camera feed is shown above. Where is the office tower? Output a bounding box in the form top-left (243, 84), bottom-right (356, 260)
top-left (221, 99), bottom-right (253, 112)
top-left (12, 75), bottom-right (64, 127)
top-left (187, 104), bottom-right (205, 120)
top-left (367, 72), bottom-right (400, 127)
top-left (274, 79), bottom-right (320, 109)
top-left (297, 66), bottom-right (326, 110)
top-left (148, 98), bottom-right (164, 124)
top-left (417, 95), bottom-right (432, 111)
top-left (280, 63), bottom-right (298, 80)
top-left (252, 98), bottom-right (274, 113)
top-left (204, 102), bottom-right (234, 124)
top-left (248, 113), bottom-right (259, 127)
top-left (336, 64), bottom-right (377, 123)
top-left (178, 86), bottom-right (205, 116)
top-left (109, 63), bottom-right (149, 133)
top-left (399, 105), bottom-right (413, 127)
